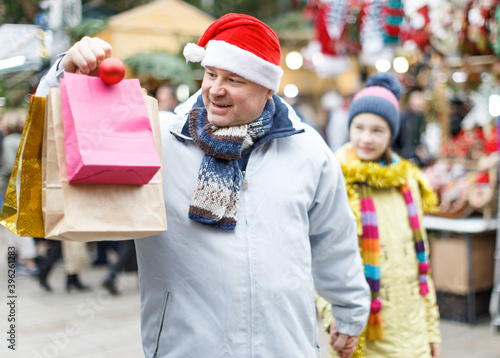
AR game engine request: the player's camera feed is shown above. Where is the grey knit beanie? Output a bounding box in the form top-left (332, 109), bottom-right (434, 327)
top-left (348, 73), bottom-right (402, 139)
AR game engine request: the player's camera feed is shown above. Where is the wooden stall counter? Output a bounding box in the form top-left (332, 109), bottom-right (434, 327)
top-left (423, 216), bottom-right (497, 324)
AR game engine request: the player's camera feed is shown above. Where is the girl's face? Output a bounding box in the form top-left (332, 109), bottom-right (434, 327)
top-left (349, 113), bottom-right (392, 162)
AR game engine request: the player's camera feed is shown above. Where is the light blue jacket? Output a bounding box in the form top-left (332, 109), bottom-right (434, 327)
top-left (37, 62), bottom-right (370, 358)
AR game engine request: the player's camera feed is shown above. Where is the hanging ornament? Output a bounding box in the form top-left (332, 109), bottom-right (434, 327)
top-left (339, 0), bottom-right (363, 55)
top-left (312, 0), bottom-right (355, 56)
top-left (428, 2), bottom-right (460, 56)
top-left (302, 0), bottom-right (352, 76)
top-left (381, 0), bottom-right (404, 44)
top-left (459, 0), bottom-right (495, 56)
top-left (313, 1), bottom-right (337, 55)
top-left (324, 0), bottom-right (349, 45)
top-left (302, 0), bottom-right (322, 23)
top-left (358, 0), bottom-right (396, 67)
top-left (359, 0), bottom-right (385, 55)
top-left (400, 5), bottom-right (431, 52)
top-left (461, 81), bottom-right (500, 129)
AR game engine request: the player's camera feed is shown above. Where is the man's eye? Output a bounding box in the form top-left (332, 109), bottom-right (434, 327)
top-left (229, 78), bottom-right (240, 83)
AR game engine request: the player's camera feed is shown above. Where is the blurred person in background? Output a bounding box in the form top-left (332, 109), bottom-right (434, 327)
top-left (323, 91), bottom-right (355, 152)
top-left (0, 108), bottom-right (38, 277)
top-left (37, 239), bottom-right (93, 292)
top-left (283, 94), bottom-right (320, 131)
top-left (155, 83), bottom-right (179, 121)
top-left (392, 88), bottom-right (430, 167)
top-left (101, 240), bottom-right (138, 295)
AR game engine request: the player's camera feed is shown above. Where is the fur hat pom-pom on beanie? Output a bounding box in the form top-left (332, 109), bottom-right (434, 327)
top-left (365, 73), bottom-right (402, 100)
top-left (348, 73), bottom-right (403, 138)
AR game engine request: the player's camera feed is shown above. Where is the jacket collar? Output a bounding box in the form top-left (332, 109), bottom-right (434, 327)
top-left (178, 93), bottom-right (303, 146)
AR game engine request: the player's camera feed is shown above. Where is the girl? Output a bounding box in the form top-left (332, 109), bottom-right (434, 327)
top-left (317, 73), bottom-right (441, 358)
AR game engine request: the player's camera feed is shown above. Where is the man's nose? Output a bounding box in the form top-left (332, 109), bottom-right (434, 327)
top-left (210, 80), bottom-right (226, 96)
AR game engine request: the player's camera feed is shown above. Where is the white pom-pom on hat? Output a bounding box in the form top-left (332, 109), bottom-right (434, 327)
top-left (183, 43), bottom-right (206, 63)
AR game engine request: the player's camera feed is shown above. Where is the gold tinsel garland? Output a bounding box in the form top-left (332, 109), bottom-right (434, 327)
top-left (341, 159), bottom-right (438, 236)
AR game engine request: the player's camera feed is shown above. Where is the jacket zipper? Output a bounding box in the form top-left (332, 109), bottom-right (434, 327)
top-left (153, 291), bottom-right (171, 358)
top-left (239, 166), bottom-right (254, 356)
top-left (241, 170), bottom-right (248, 191)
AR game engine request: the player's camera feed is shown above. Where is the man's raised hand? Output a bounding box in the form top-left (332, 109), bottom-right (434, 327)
top-left (61, 36), bottom-right (112, 75)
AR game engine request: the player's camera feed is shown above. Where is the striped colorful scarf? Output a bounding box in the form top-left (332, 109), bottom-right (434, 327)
top-left (360, 181), bottom-right (430, 340)
top-left (188, 99), bottom-right (275, 230)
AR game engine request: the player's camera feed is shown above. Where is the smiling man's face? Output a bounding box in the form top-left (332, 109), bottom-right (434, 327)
top-left (201, 66), bottom-right (273, 127)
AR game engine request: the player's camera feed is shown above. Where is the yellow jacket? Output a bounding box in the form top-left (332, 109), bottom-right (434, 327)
top-left (317, 143), bottom-right (441, 358)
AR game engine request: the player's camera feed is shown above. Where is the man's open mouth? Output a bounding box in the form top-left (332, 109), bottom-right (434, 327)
top-left (213, 103), bottom-right (231, 108)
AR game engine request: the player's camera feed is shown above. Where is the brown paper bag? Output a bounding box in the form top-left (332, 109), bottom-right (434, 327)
top-left (0, 97), bottom-right (45, 237)
top-left (42, 88), bottom-right (167, 242)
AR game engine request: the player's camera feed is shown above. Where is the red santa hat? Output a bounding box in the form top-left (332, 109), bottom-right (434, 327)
top-left (183, 13), bottom-right (283, 92)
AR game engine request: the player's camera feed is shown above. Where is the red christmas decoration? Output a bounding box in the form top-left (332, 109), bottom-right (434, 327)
top-left (400, 5), bottom-right (431, 52)
top-left (98, 58), bottom-right (126, 85)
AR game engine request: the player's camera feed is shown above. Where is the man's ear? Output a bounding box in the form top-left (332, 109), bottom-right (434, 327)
top-left (266, 89), bottom-right (274, 100)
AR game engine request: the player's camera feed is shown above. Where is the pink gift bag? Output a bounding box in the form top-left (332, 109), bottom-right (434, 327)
top-left (60, 72), bottom-right (161, 185)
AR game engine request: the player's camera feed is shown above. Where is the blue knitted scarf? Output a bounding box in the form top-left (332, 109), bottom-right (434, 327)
top-left (188, 99), bottom-right (275, 230)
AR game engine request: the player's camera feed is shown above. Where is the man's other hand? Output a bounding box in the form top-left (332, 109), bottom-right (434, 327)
top-left (330, 322), bottom-right (358, 358)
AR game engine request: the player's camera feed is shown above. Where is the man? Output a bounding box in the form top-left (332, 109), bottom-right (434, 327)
top-left (392, 88), bottom-right (428, 167)
top-left (323, 91), bottom-right (354, 152)
top-left (37, 13), bottom-right (369, 358)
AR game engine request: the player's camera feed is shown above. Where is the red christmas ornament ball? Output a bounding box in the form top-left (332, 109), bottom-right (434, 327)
top-left (98, 58), bottom-right (125, 85)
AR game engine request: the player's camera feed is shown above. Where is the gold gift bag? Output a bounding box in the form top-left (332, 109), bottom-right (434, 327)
top-left (42, 88), bottom-right (167, 242)
top-left (0, 97), bottom-right (45, 237)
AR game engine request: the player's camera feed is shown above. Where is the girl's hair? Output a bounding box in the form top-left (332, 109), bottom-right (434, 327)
top-left (1, 109), bottom-right (26, 135)
top-left (382, 147), bottom-right (394, 164)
